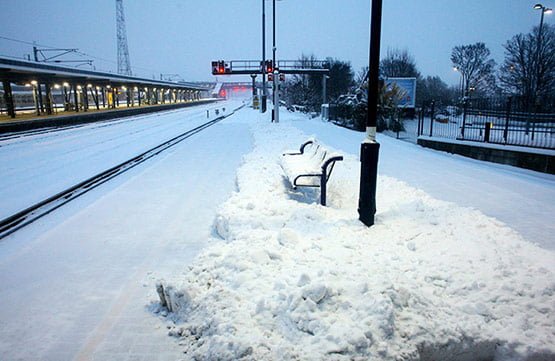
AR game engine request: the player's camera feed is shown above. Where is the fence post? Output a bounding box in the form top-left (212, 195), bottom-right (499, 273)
top-left (461, 98), bottom-right (468, 139)
top-left (484, 122), bottom-right (491, 142)
top-left (421, 108), bottom-right (425, 136)
top-left (531, 99), bottom-right (538, 141)
top-left (429, 101), bottom-right (435, 137)
top-left (416, 108), bottom-right (422, 137)
top-left (503, 96), bottom-right (512, 144)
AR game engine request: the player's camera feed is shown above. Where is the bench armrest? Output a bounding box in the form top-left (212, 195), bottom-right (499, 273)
top-left (282, 139), bottom-right (314, 156)
top-left (322, 155), bottom-right (343, 182)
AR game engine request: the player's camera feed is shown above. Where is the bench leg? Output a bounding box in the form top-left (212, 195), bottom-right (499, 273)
top-left (320, 175), bottom-right (326, 206)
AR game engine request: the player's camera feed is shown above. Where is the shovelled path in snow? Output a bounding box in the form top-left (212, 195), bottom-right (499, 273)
top-left (0, 106), bottom-right (252, 360)
top-left (292, 118), bottom-right (555, 250)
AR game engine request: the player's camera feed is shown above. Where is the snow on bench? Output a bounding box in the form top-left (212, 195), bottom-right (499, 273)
top-left (280, 139), bottom-right (343, 206)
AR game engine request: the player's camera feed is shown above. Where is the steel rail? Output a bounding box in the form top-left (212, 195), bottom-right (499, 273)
top-left (0, 104), bottom-right (243, 240)
top-left (0, 102), bottom-right (222, 142)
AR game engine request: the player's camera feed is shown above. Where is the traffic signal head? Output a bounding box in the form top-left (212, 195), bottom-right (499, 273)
top-left (211, 60), bottom-right (226, 75)
top-left (265, 60), bottom-right (273, 73)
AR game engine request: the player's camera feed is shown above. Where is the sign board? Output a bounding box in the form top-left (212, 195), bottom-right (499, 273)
top-left (385, 77), bottom-right (416, 108)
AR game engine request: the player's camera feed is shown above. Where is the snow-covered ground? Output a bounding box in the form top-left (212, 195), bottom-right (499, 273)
top-left (159, 109), bottom-right (555, 360)
top-left (0, 101), bottom-right (233, 220)
top-left (0, 102), bottom-right (252, 360)
top-left (303, 116), bottom-right (555, 250)
top-left (0, 104), bottom-right (553, 360)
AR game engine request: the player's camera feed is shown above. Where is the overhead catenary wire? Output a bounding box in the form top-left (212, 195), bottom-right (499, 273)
top-left (0, 35), bottom-right (180, 77)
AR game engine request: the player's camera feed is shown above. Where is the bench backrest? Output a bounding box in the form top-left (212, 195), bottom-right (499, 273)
top-left (303, 142), bottom-right (328, 166)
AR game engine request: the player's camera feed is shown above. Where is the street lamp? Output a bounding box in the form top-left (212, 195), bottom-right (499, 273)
top-left (533, 4), bottom-right (552, 101)
top-left (453, 66), bottom-right (464, 98)
top-left (358, 0), bottom-right (383, 227)
top-left (271, 0), bottom-right (283, 123)
top-left (261, 0), bottom-right (267, 113)
top-left (322, 75), bottom-right (330, 105)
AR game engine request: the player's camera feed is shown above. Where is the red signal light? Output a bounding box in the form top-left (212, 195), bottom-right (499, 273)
top-left (212, 60), bottom-right (227, 75)
top-left (265, 60), bottom-right (273, 74)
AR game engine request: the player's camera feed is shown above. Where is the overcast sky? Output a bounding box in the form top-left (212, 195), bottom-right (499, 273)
top-left (0, 0), bottom-right (552, 85)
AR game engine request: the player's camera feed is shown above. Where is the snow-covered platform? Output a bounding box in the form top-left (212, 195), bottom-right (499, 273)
top-left (158, 109), bottom-right (555, 360)
top-left (0, 104), bottom-right (554, 360)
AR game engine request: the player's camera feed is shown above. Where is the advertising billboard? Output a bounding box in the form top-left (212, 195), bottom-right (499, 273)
top-left (385, 77), bottom-right (417, 108)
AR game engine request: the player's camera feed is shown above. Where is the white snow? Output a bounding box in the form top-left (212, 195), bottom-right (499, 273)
top-left (0, 101), bottom-right (236, 220)
top-left (159, 109), bottom-right (555, 360)
top-left (0, 102), bottom-right (553, 360)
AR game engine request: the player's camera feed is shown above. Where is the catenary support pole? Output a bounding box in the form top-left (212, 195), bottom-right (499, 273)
top-left (358, 0), bottom-right (382, 227)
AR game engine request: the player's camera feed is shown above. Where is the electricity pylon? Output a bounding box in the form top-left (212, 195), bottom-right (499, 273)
top-left (116, 0), bottom-right (132, 76)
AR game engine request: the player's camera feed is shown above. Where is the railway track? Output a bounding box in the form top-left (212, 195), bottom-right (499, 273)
top-left (0, 104), bottom-right (243, 240)
top-left (0, 103), bottom-right (223, 143)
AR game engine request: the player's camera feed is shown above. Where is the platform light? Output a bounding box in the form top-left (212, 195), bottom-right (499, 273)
top-left (77, 85), bottom-right (82, 90)
top-left (31, 80), bottom-right (38, 85)
top-left (54, 84), bottom-right (61, 89)
top-left (63, 82), bottom-right (69, 87)
top-left (121, 86), bottom-right (127, 91)
top-left (87, 84), bottom-right (93, 88)
top-left (24, 83), bottom-right (31, 87)
top-left (106, 85), bottom-right (111, 89)
top-left (144, 87), bottom-right (148, 91)
top-left (134, 87), bottom-right (138, 91)
top-left (96, 86), bottom-right (101, 90)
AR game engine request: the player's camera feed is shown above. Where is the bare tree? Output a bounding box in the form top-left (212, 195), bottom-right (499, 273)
top-left (451, 42), bottom-right (496, 95)
top-left (380, 49), bottom-right (421, 78)
top-left (499, 24), bottom-right (555, 100)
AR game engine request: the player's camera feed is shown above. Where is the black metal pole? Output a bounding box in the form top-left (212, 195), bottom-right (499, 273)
top-left (271, 0), bottom-right (276, 122)
top-left (535, 8), bottom-right (545, 102)
top-left (358, 0), bottom-right (382, 227)
top-left (72, 83), bottom-right (79, 112)
top-left (2, 81), bottom-right (16, 118)
top-left (261, 0), bottom-right (267, 113)
top-left (251, 74), bottom-right (257, 96)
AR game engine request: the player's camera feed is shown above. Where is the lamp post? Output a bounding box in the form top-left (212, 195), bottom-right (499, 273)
top-left (358, 0), bottom-right (382, 227)
top-left (453, 66), bottom-right (464, 99)
top-left (271, 0), bottom-right (281, 123)
top-left (533, 4), bottom-right (552, 102)
top-left (261, 0), bottom-right (267, 113)
top-left (322, 75), bottom-right (330, 105)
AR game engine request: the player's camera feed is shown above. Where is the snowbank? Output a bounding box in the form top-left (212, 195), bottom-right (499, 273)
top-left (156, 112), bottom-right (555, 361)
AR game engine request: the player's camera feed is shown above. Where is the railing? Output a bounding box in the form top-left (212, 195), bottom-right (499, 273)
top-left (417, 96), bottom-right (555, 150)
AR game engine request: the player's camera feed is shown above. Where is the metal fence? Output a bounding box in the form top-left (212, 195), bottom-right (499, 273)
top-left (417, 96), bottom-right (555, 149)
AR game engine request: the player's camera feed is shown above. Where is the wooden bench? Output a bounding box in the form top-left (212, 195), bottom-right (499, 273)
top-left (280, 139), bottom-right (343, 206)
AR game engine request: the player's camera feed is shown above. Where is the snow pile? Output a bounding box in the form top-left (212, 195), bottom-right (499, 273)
top-left (156, 115), bottom-right (555, 360)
